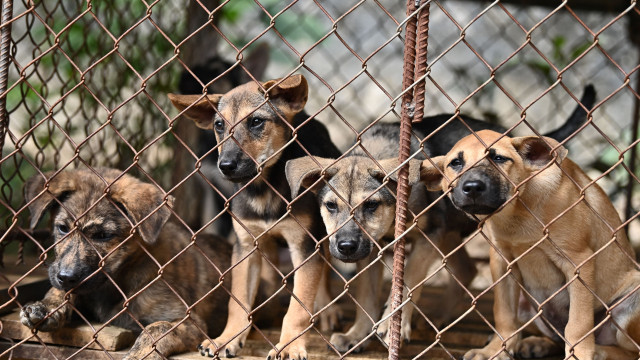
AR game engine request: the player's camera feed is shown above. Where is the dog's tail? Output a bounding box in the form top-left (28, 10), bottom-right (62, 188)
top-left (543, 84), bottom-right (596, 142)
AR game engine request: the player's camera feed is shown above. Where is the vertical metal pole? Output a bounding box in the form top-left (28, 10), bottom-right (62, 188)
top-left (624, 55), bottom-right (640, 221)
top-left (624, 12), bottom-right (640, 222)
top-left (0, 0), bottom-right (13, 156)
top-left (388, 1), bottom-right (419, 359)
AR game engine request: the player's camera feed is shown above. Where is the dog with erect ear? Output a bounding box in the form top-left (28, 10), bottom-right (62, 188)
top-left (284, 85), bottom-right (597, 354)
top-left (20, 168), bottom-right (231, 360)
top-left (168, 74), bottom-right (342, 359)
top-left (421, 130), bottom-right (640, 360)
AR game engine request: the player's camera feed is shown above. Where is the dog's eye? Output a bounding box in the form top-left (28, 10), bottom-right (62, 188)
top-left (363, 200), bottom-right (379, 212)
top-left (448, 158), bottom-right (462, 168)
top-left (249, 117), bottom-right (264, 129)
top-left (55, 224), bottom-right (70, 235)
top-left (325, 201), bottom-right (338, 212)
top-left (94, 231), bottom-right (115, 242)
top-left (214, 120), bottom-right (224, 132)
top-left (492, 154), bottom-right (509, 163)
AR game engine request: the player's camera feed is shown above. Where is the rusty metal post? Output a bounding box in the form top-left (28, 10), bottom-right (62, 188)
top-left (388, 1), bottom-right (429, 359)
top-left (0, 0), bottom-right (13, 156)
top-left (625, 12), bottom-right (640, 221)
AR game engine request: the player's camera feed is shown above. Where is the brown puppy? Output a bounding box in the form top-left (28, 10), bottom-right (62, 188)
top-left (420, 130), bottom-right (640, 360)
top-left (168, 75), bottom-right (341, 359)
top-left (286, 122), bottom-right (477, 352)
top-left (20, 168), bottom-right (230, 360)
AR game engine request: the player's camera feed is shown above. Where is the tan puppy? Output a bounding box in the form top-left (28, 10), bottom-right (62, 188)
top-left (418, 130), bottom-right (640, 360)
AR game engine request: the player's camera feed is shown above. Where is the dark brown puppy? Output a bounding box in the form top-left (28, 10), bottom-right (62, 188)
top-left (20, 168), bottom-right (230, 360)
top-left (168, 74), bottom-right (341, 360)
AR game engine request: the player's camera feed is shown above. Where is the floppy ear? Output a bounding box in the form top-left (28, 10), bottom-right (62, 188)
top-left (167, 93), bottom-right (222, 130)
top-left (285, 156), bottom-right (337, 199)
top-left (420, 156), bottom-right (445, 191)
top-left (511, 136), bottom-right (568, 168)
top-left (110, 177), bottom-right (175, 244)
top-left (262, 74), bottom-right (308, 116)
top-left (369, 158), bottom-right (422, 186)
top-left (24, 171), bottom-right (77, 229)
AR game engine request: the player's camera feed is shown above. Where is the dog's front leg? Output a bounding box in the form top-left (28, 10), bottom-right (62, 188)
top-left (125, 313), bottom-right (207, 360)
top-left (563, 251), bottom-right (597, 360)
top-left (20, 287), bottom-right (74, 332)
top-left (464, 246), bottom-right (521, 360)
top-left (199, 225), bottom-right (262, 358)
top-left (330, 255), bottom-right (383, 353)
top-left (377, 234), bottom-right (441, 345)
top-left (267, 229), bottom-right (322, 360)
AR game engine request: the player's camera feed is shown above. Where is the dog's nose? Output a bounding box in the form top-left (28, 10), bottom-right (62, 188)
top-left (218, 159), bottom-right (238, 174)
top-left (462, 180), bottom-right (486, 198)
top-left (57, 269), bottom-right (81, 288)
top-left (337, 239), bottom-right (358, 256)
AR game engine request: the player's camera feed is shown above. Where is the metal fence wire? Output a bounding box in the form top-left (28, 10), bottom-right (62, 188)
top-left (0, 0), bottom-right (639, 359)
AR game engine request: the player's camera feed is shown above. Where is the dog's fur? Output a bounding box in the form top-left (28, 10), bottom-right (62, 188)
top-left (421, 130), bottom-right (640, 360)
top-left (168, 74), bottom-right (341, 359)
top-left (20, 168), bottom-right (231, 360)
top-left (285, 86), bottom-right (595, 352)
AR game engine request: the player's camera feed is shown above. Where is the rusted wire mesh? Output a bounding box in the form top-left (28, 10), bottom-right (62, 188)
top-left (0, 0), bottom-right (639, 360)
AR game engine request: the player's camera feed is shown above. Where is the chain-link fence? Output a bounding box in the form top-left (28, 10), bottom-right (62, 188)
top-left (1, 0), bottom-right (639, 359)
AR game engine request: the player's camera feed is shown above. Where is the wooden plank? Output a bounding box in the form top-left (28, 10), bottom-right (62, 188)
top-left (0, 341), bottom-right (127, 360)
top-left (0, 311), bottom-right (135, 351)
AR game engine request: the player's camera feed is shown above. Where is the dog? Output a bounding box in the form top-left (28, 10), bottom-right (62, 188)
top-left (168, 74), bottom-right (342, 360)
top-left (285, 86), bottom-right (595, 353)
top-left (178, 43), bottom-right (270, 237)
top-left (19, 168), bottom-right (231, 360)
top-left (419, 130), bottom-right (640, 360)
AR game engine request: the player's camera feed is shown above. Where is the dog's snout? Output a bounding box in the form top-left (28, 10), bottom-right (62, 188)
top-left (56, 269), bottom-right (82, 288)
top-left (218, 159), bottom-right (238, 174)
top-left (337, 239), bottom-right (358, 256)
top-left (462, 180), bottom-right (486, 198)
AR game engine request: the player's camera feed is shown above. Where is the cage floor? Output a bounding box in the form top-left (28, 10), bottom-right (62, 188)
top-left (0, 285), bottom-right (565, 360)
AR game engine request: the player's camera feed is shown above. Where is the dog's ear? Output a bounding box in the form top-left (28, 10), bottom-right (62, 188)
top-left (240, 43), bottom-right (270, 83)
top-left (263, 74), bottom-right (308, 117)
top-left (110, 178), bottom-right (175, 245)
top-left (420, 156), bottom-right (445, 191)
top-left (168, 93), bottom-right (222, 130)
top-left (370, 158), bottom-right (422, 186)
top-left (511, 136), bottom-right (568, 168)
top-left (24, 171), bottom-right (77, 229)
top-left (285, 156), bottom-right (337, 198)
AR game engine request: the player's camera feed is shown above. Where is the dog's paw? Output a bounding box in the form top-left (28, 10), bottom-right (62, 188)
top-left (267, 338), bottom-right (307, 360)
top-left (462, 347), bottom-right (513, 360)
top-left (377, 316), bottom-right (411, 346)
top-left (517, 336), bottom-right (560, 358)
top-left (198, 337), bottom-right (245, 358)
top-left (20, 301), bottom-right (60, 332)
top-left (329, 332), bottom-right (367, 353)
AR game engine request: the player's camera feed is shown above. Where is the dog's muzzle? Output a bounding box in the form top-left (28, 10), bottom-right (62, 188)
top-left (451, 169), bottom-right (505, 215)
top-left (329, 221), bottom-right (372, 262)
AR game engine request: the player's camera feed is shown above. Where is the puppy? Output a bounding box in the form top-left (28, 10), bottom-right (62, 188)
top-left (168, 74), bottom-right (341, 360)
top-left (19, 168), bottom-right (231, 360)
top-left (286, 122), bottom-right (478, 352)
top-left (284, 85), bottom-right (595, 352)
top-left (421, 130), bottom-right (640, 360)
